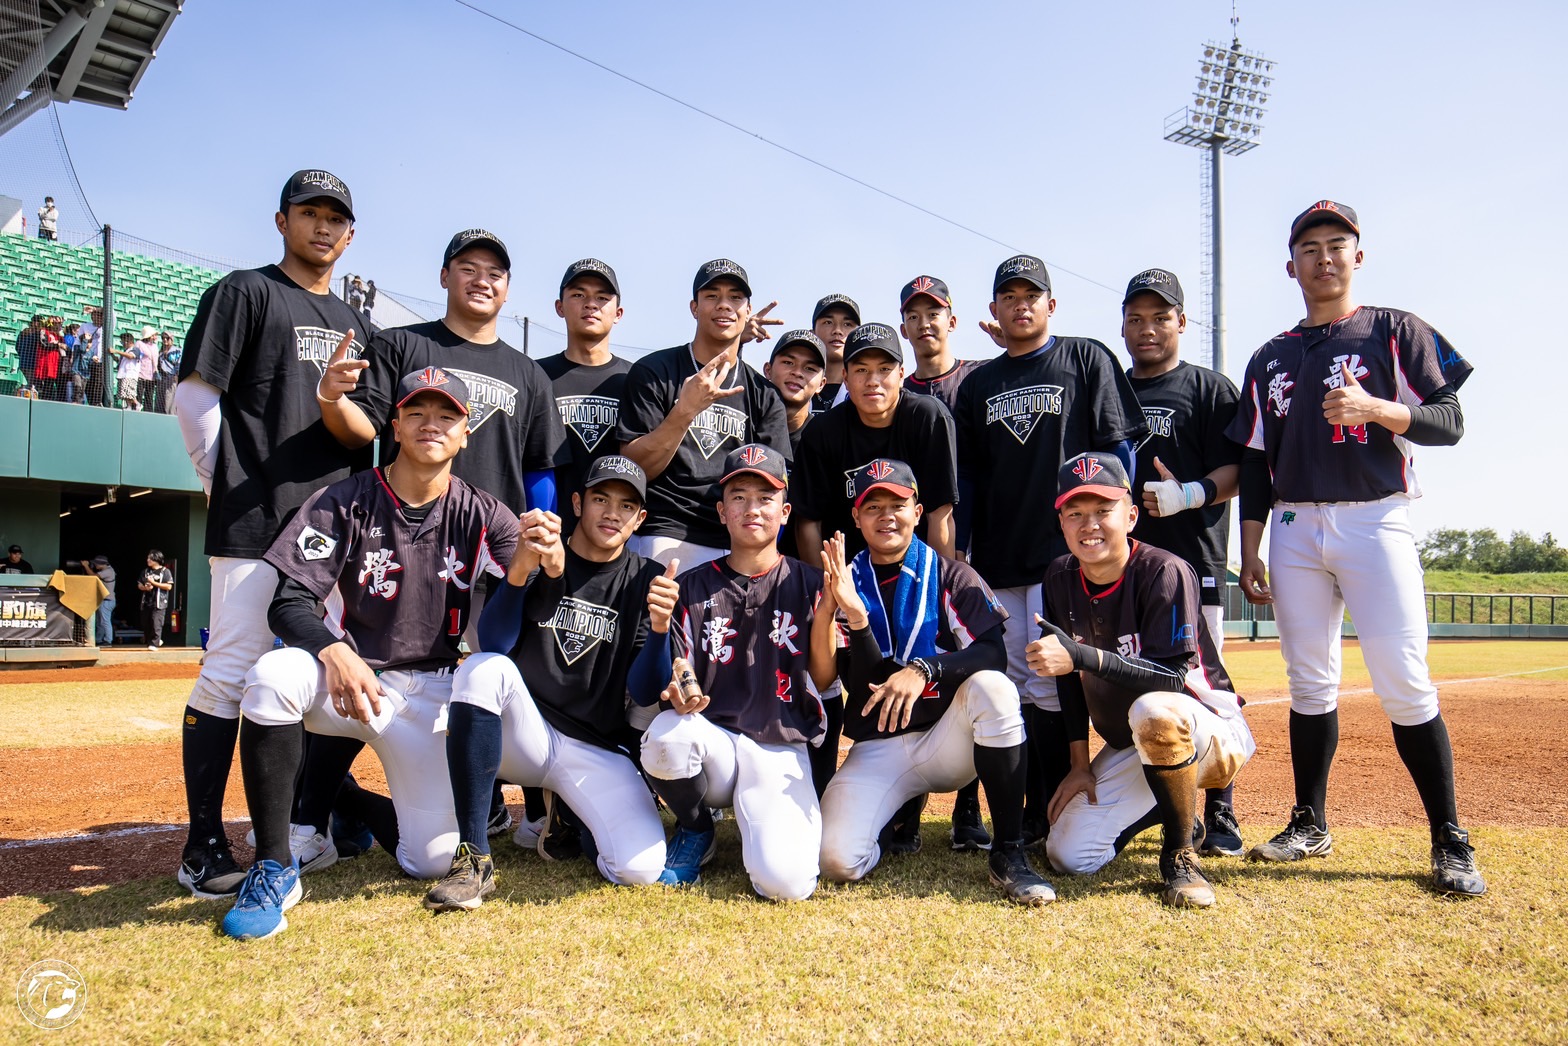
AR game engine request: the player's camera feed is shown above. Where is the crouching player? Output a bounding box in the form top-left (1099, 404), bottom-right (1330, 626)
top-left (222, 367), bottom-right (518, 939)
top-left (816, 459), bottom-right (1056, 905)
top-left (639, 444), bottom-right (832, 901)
top-left (425, 456), bottom-right (677, 910)
top-left (1029, 452), bottom-right (1254, 907)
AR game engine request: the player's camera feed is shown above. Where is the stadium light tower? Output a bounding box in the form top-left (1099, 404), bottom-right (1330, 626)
top-left (1163, 17), bottom-right (1274, 375)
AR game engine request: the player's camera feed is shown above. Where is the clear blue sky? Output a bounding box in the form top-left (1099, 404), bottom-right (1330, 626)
top-left (22, 0), bottom-right (1568, 536)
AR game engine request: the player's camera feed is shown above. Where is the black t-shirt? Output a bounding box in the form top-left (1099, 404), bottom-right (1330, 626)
top-left (140, 566), bottom-right (174, 609)
top-left (954, 337), bottom-right (1148, 589)
top-left (1042, 541), bottom-right (1236, 751)
top-left (612, 345), bottom-right (792, 548)
top-left (794, 393), bottom-right (959, 557)
top-left (264, 470), bottom-right (519, 672)
top-left (350, 321), bottom-right (565, 514)
top-left (1128, 362), bottom-right (1242, 607)
top-left (836, 554), bottom-right (1007, 742)
top-left (903, 358), bottom-right (984, 414)
top-left (779, 417), bottom-right (812, 560)
top-left (1, 559), bottom-right (33, 574)
top-left (512, 545), bottom-right (665, 751)
top-left (537, 351), bottom-right (633, 534)
top-left (180, 265), bottom-right (375, 558)
top-left (1226, 306), bottom-right (1473, 504)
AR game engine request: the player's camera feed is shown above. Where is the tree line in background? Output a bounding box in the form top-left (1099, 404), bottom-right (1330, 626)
top-left (1419, 529), bottom-right (1568, 573)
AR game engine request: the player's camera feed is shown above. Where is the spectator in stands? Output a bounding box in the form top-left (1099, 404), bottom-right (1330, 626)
top-left (157, 331), bottom-right (182, 413)
top-left (113, 331), bottom-right (142, 409)
top-left (136, 325), bottom-right (160, 410)
top-left (363, 278), bottom-right (377, 315)
top-left (81, 306), bottom-right (105, 403)
top-left (37, 196), bottom-right (58, 241)
top-left (3, 546), bottom-right (33, 574)
top-left (347, 275), bottom-right (367, 311)
top-left (68, 329), bottom-right (95, 404)
top-left (138, 549), bottom-right (174, 649)
top-left (15, 316), bottom-right (42, 387)
top-left (33, 316), bottom-right (65, 401)
top-left (90, 554), bottom-right (116, 644)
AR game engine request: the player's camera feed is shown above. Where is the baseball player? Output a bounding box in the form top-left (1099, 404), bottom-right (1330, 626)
top-left (170, 169), bottom-right (371, 899)
top-left (814, 458), bottom-right (1055, 905)
top-left (220, 367), bottom-right (519, 939)
top-left (540, 258), bottom-right (632, 539)
top-left (1027, 452), bottom-right (1255, 907)
top-left (426, 456), bottom-right (677, 909)
top-left (811, 293), bottom-right (860, 413)
top-left (1229, 201), bottom-right (1484, 896)
top-left (639, 444), bottom-right (831, 900)
top-left (614, 259), bottom-right (791, 568)
top-left (1119, 267), bottom-right (1246, 858)
top-left (954, 254), bottom-right (1148, 846)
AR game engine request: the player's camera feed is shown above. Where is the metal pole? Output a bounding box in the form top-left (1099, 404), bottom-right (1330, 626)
top-left (102, 224), bottom-right (115, 408)
top-left (523, 316), bottom-right (529, 356)
top-left (1209, 138), bottom-right (1225, 376)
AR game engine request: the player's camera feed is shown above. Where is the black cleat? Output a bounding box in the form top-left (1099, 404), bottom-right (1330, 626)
top-left (537, 791), bottom-right (583, 862)
top-left (177, 836), bottom-right (247, 899)
top-left (1247, 805), bottom-right (1332, 863)
top-left (1200, 802), bottom-right (1245, 858)
top-left (1160, 847), bottom-right (1216, 908)
top-left (988, 841), bottom-right (1056, 906)
top-left (1431, 824), bottom-right (1485, 897)
top-left (950, 791), bottom-right (992, 852)
top-left (880, 794), bottom-right (927, 856)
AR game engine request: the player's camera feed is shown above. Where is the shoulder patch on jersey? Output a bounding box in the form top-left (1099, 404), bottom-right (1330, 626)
top-left (297, 526), bottom-right (337, 562)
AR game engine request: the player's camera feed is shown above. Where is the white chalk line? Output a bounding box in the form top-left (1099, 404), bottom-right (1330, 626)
top-left (4, 664), bottom-right (1565, 853)
top-left (1246, 664), bottom-right (1568, 707)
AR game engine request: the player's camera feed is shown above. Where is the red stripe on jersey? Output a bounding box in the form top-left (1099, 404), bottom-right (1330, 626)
top-left (942, 590), bottom-right (975, 649)
top-left (374, 467), bottom-right (400, 506)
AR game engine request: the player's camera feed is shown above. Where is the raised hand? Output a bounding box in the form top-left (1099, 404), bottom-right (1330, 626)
top-left (675, 343), bottom-right (746, 417)
top-left (741, 300), bottom-right (782, 345)
top-left (821, 532), bottom-right (868, 626)
top-left (1025, 614), bottom-right (1077, 677)
top-left (521, 509), bottom-right (565, 578)
top-left (316, 329), bottom-right (364, 402)
top-left (977, 319), bottom-right (1006, 348)
top-left (1323, 359), bottom-right (1380, 426)
top-left (1143, 456), bottom-right (1204, 517)
top-left (647, 558), bottom-right (681, 635)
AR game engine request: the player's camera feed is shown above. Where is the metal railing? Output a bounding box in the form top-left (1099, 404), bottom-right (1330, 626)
top-left (1425, 592), bottom-right (1568, 626)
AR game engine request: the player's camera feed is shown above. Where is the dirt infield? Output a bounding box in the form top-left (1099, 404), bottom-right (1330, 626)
top-left (4, 666), bottom-right (1564, 898)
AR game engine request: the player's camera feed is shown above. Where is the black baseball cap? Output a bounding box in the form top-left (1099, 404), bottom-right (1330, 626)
top-left (693, 258), bottom-right (751, 299)
top-left (583, 455), bottom-right (647, 502)
top-left (7, 545), bottom-right (20, 554)
top-left (1288, 200), bottom-right (1360, 247)
top-left (1055, 451), bottom-right (1132, 509)
top-left (720, 444), bottom-right (789, 490)
top-left (899, 275), bottom-right (952, 311)
top-left (559, 258), bottom-right (620, 298)
top-left (443, 228), bottom-right (511, 270)
top-left (770, 329), bottom-right (826, 366)
top-left (842, 322), bottom-right (903, 366)
top-left (993, 254), bottom-right (1051, 295)
top-left (812, 294), bottom-right (861, 325)
top-left (1122, 268), bottom-right (1184, 308)
top-left (851, 458), bottom-right (919, 507)
top-left (395, 366), bottom-right (470, 416)
top-left (280, 169), bottom-right (354, 220)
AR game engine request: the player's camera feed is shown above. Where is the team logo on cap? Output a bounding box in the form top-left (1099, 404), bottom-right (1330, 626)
top-left (547, 597), bottom-right (618, 665)
top-left (298, 170), bottom-right (347, 195)
top-left (740, 445), bottom-right (768, 467)
top-left (817, 293), bottom-right (856, 310)
top-left (414, 366), bottom-right (450, 388)
top-left (568, 258), bottom-right (613, 277)
top-left (867, 460), bottom-right (895, 481)
top-left (454, 228), bottom-right (500, 244)
top-left (998, 255), bottom-right (1042, 276)
top-left (702, 259), bottom-right (746, 280)
top-left (855, 323), bottom-right (896, 342)
top-left (558, 395), bottom-right (618, 451)
top-left (446, 368), bottom-right (515, 432)
top-left (985, 384), bottom-right (1064, 445)
top-left (1132, 269), bottom-right (1172, 288)
top-left (1072, 456), bottom-right (1103, 483)
top-left (1311, 200), bottom-right (1340, 213)
top-left (910, 276), bottom-right (936, 294)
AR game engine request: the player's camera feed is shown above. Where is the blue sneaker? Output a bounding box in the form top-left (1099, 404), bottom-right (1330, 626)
top-left (220, 860), bottom-right (302, 940)
top-left (657, 826), bottom-right (716, 886)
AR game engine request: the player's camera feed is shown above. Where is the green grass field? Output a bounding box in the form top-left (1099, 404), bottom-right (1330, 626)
top-left (2, 828), bottom-right (1564, 1042)
top-left (1423, 571), bottom-right (1568, 594)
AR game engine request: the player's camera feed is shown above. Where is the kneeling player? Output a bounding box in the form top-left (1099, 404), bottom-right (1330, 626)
top-left (815, 460), bottom-right (1055, 905)
top-left (221, 368), bottom-right (518, 940)
top-left (1029, 452), bottom-right (1254, 908)
top-left (639, 444), bottom-right (832, 901)
top-left (425, 456), bottom-right (676, 909)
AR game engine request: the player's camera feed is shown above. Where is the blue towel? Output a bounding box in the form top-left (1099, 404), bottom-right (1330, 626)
top-left (851, 538), bottom-right (941, 665)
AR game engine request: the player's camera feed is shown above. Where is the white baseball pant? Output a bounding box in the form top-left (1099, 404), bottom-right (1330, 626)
top-left (1047, 691), bottom-right (1255, 876)
top-left (452, 653), bottom-right (666, 886)
top-left (996, 586), bottom-right (1058, 711)
top-left (630, 536), bottom-right (726, 570)
top-left (1203, 604), bottom-right (1224, 655)
top-left (819, 670), bottom-right (1025, 882)
top-left (187, 557), bottom-right (280, 718)
top-left (242, 646), bottom-right (456, 880)
top-left (641, 710), bottom-right (820, 901)
top-left (1269, 496), bottom-right (1439, 726)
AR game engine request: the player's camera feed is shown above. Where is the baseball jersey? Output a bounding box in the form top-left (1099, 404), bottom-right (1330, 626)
top-left (1042, 541), bottom-right (1237, 751)
top-left (955, 337), bottom-right (1148, 589)
top-left (613, 345), bottom-right (792, 548)
top-left (673, 556), bottom-right (825, 747)
top-left (837, 555), bottom-right (1008, 743)
top-left (509, 545), bottom-right (665, 751)
top-left (350, 321), bottom-right (565, 513)
top-left (903, 358), bottom-right (985, 414)
top-left (179, 265), bottom-right (374, 558)
top-left (793, 394), bottom-right (959, 556)
top-left (1128, 361), bottom-right (1242, 606)
top-left (1225, 306), bottom-right (1473, 503)
top-left (264, 469), bottom-right (519, 671)
top-left (538, 351), bottom-right (632, 536)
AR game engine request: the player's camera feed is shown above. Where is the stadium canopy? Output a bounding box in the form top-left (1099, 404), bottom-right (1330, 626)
top-left (0, 0), bottom-right (183, 139)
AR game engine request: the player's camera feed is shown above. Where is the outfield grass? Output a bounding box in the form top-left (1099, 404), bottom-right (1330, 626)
top-left (1, 827), bottom-right (1563, 1042)
top-left (1424, 571), bottom-right (1568, 595)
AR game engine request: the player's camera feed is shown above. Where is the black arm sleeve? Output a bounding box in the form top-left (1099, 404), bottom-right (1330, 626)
top-left (845, 625), bottom-right (885, 708)
top-left (1059, 671), bottom-right (1090, 744)
top-left (267, 574), bottom-right (338, 658)
top-left (1401, 386), bottom-right (1463, 446)
top-left (1079, 649), bottom-right (1189, 695)
top-left (929, 624), bottom-right (1006, 686)
top-left (1238, 448), bottom-right (1272, 524)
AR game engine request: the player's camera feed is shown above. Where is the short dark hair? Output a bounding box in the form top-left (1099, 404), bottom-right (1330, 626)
top-left (146, 549), bottom-right (164, 564)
